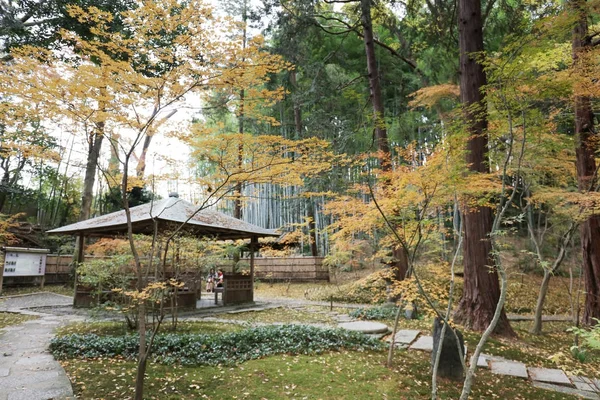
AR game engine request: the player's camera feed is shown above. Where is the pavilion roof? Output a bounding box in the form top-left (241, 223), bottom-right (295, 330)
top-left (47, 197), bottom-right (278, 240)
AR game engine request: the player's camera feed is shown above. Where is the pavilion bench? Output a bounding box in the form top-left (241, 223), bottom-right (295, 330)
top-left (214, 286), bottom-right (224, 305)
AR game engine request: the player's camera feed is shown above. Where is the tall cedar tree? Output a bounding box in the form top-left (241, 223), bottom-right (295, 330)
top-left (572, 0), bottom-right (600, 325)
top-left (360, 0), bottom-right (409, 281)
top-left (454, 0), bottom-right (514, 335)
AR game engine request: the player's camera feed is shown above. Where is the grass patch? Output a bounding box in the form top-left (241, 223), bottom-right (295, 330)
top-left (254, 281), bottom-right (334, 300)
top-left (213, 306), bottom-right (338, 325)
top-left (55, 320), bottom-right (244, 337)
top-left (0, 312), bottom-right (38, 329)
top-left (0, 284), bottom-right (73, 298)
top-left (60, 349), bottom-right (580, 399)
top-left (255, 272), bottom-right (580, 317)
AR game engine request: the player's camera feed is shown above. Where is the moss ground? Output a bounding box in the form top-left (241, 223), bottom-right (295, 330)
top-left (0, 312), bottom-right (38, 329)
top-left (60, 349), bottom-right (581, 399)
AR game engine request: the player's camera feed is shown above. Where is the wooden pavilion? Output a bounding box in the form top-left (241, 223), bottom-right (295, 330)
top-left (47, 195), bottom-right (279, 307)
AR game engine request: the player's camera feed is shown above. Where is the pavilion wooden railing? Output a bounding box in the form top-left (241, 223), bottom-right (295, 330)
top-left (23, 255), bottom-right (329, 285)
top-left (2, 253), bottom-right (328, 307)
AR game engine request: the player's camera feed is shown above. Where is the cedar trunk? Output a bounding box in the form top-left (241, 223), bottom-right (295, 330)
top-left (573, 2), bottom-right (600, 324)
top-left (360, 0), bottom-right (391, 168)
top-left (454, 0), bottom-right (513, 335)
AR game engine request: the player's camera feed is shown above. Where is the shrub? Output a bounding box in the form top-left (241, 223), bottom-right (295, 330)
top-left (349, 305), bottom-right (397, 320)
top-left (569, 319), bottom-right (600, 362)
top-left (50, 324), bottom-right (384, 366)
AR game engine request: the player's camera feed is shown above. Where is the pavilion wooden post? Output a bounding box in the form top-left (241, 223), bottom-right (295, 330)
top-left (250, 235), bottom-right (258, 302)
top-left (73, 232), bottom-right (85, 306)
top-left (0, 249), bottom-right (5, 295)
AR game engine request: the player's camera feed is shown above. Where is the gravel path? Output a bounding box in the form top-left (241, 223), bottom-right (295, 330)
top-left (0, 293), bottom-right (84, 400)
top-left (0, 293), bottom-right (73, 312)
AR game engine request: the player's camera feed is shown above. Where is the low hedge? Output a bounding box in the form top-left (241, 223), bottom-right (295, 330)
top-left (349, 305), bottom-right (398, 320)
top-left (50, 324), bottom-right (384, 366)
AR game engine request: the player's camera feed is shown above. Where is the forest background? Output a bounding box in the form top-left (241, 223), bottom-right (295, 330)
top-left (1, 0), bottom-right (600, 335)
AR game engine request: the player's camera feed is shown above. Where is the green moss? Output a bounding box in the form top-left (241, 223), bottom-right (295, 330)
top-left (213, 306), bottom-right (337, 325)
top-left (0, 312), bottom-right (38, 329)
top-left (61, 350), bottom-right (581, 399)
top-left (0, 284), bottom-right (73, 297)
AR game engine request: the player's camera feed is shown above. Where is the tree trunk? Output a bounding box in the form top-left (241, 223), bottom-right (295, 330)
top-left (108, 132), bottom-right (120, 182)
top-left (572, 0), bottom-right (600, 326)
top-left (307, 200), bottom-right (318, 257)
top-left (454, 0), bottom-right (514, 336)
top-left (290, 69), bottom-right (302, 140)
top-left (234, 3), bottom-right (247, 220)
top-left (392, 244), bottom-right (409, 280)
top-left (0, 168), bottom-right (10, 212)
top-left (0, 157), bottom-right (26, 212)
top-left (134, 301), bottom-right (147, 400)
top-left (361, 0), bottom-right (410, 279)
top-left (235, 88), bottom-right (244, 220)
top-left (80, 129), bottom-right (104, 221)
top-left (531, 271), bottom-right (551, 335)
top-left (73, 127), bottom-right (104, 265)
top-left (360, 0), bottom-right (391, 169)
top-left (136, 135), bottom-right (153, 180)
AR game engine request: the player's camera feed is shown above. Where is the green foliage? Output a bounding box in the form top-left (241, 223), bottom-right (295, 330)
top-left (50, 324), bottom-right (384, 365)
top-left (99, 185), bottom-right (155, 214)
top-left (77, 254), bottom-right (133, 291)
top-left (0, 0), bottom-right (138, 52)
top-left (570, 320), bottom-right (600, 359)
top-left (349, 305), bottom-right (397, 320)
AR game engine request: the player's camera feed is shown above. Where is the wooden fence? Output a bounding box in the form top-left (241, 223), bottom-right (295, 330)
top-left (3, 254), bottom-right (329, 285)
top-left (251, 257), bottom-right (328, 282)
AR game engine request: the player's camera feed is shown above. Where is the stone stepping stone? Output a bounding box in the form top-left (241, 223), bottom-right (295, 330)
top-left (480, 353), bottom-right (506, 362)
top-left (366, 333), bottom-right (389, 340)
top-left (335, 315), bottom-right (354, 322)
top-left (227, 307), bottom-right (267, 314)
top-left (338, 321), bottom-right (389, 334)
top-left (569, 375), bottom-right (600, 393)
top-left (529, 367), bottom-right (572, 387)
top-left (388, 329), bottom-right (420, 345)
top-left (490, 360), bottom-right (528, 379)
top-left (533, 382), bottom-right (600, 400)
top-left (409, 335), bottom-right (433, 351)
top-left (476, 356), bottom-right (489, 368)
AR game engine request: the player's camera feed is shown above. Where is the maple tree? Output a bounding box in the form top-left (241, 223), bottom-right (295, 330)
top-left (0, 0), bottom-right (297, 398)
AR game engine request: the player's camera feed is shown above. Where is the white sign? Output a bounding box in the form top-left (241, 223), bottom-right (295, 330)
top-left (3, 248), bottom-right (48, 277)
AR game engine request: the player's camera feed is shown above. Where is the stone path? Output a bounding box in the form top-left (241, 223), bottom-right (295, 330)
top-left (394, 329), bottom-right (600, 399)
top-left (0, 292), bottom-right (72, 312)
top-left (0, 293), bottom-right (82, 400)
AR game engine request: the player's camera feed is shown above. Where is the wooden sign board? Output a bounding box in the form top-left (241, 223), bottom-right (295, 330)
top-left (2, 247), bottom-right (49, 277)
